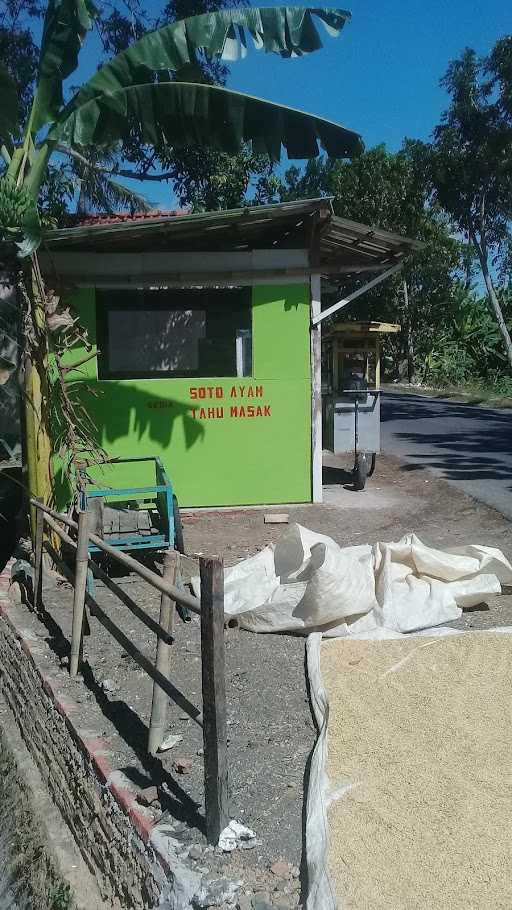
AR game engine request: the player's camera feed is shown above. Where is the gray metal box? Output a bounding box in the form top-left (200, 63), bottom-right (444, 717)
top-left (324, 393), bottom-right (381, 455)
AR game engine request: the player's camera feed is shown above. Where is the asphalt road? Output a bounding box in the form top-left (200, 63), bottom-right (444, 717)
top-left (381, 391), bottom-right (512, 520)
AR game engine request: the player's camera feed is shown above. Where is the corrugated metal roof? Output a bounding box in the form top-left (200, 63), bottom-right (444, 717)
top-left (44, 198), bottom-right (332, 247)
top-left (41, 198), bottom-right (422, 276)
top-left (318, 215), bottom-right (422, 272)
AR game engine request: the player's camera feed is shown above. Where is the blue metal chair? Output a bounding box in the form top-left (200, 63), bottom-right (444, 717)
top-left (78, 456), bottom-right (183, 595)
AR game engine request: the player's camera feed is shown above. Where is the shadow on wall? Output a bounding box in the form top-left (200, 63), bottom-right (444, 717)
top-left (53, 381), bottom-right (205, 506)
top-left (73, 381), bottom-right (205, 450)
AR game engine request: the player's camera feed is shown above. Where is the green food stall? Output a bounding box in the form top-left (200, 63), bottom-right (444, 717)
top-left (40, 199), bottom-right (419, 508)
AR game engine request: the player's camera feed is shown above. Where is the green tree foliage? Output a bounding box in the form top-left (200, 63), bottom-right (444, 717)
top-left (91, 0), bottom-right (358, 210)
top-left (423, 285), bottom-right (511, 391)
top-left (0, 0), bottom-right (151, 217)
top-left (1, 1), bottom-right (360, 218)
top-left (97, 0), bottom-right (257, 209)
top-left (271, 143), bottom-right (462, 380)
top-left (0, 2), bottom-right (360, 245)
top-left (430, 42), bottom-right (512, 368)
top-left (0, 0), bottom-right (40, 128)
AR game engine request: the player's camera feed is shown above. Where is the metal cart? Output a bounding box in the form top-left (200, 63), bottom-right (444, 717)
top-left (322, 321), bottom-right (400, 490)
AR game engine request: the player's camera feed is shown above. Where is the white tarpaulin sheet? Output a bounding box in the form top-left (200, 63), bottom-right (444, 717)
top-left (192, 524), bottom-right (512, 637)
top-left (192, 524), bottom-right (512, 910)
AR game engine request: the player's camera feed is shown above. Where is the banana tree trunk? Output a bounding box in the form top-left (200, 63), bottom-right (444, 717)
top-left (20, 257), bottom-right (53, 530)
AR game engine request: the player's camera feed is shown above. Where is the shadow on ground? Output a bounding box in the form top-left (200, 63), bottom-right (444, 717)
top-left (382, 394), bottom-right (512, 489)
top-left (36, 598), bottom-right (205, 835)
top-left (322, 465), bottom-right (354, 486)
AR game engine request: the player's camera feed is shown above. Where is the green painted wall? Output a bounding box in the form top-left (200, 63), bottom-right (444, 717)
top-left (63, 283), bottom-right (312, 507)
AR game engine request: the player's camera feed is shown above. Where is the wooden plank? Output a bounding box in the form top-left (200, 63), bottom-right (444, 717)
top-left (148, 550), bottom-right (179, 756)
top-left (33, 497), bottom-right (44, 613)
top-left (118, 508), bottom-right (137, 533)
top-left (59, 269), bottom-right (393, 290)
top-left (112, 509), bottom-right (121, 534)
top-left (70, 509), bottom-right (90, 677)
top-left (264, 513), bottom-right (289, 524)
top-left (137, 510), bottom-right (152, 532)
top-left (39, 249), bottom-right (309, 279)
top-left (44, 273), bottom-right (311, 290)
top-left (200, 557), bottom-right (229, 844)
top-left (88, 497), bottom-right (104, 538)
top-left (329, 321), bottom-right (400, 335)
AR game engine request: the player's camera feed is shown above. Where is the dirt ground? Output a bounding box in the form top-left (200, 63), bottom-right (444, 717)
top-left (10, 453), bottom-right (512, 906)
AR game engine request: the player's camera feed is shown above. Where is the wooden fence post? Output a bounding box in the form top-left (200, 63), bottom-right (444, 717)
top-left (33, 497), bottom-right (44, 612)
top-left (70, 509), bottom-right (90, 677)
top-left (200, 556), bottom-right (229, 844)
top-left (148, 550), bottom-right (178, 756)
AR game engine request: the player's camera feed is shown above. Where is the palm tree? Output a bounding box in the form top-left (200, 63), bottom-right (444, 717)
top-left (0, 1), bottom-right (363, 507)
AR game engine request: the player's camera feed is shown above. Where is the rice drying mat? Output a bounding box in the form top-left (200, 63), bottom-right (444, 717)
top-left (321, 632), bottom-right (512, 910)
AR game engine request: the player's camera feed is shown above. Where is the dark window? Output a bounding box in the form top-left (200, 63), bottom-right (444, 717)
top-left (96, 288), bottom-right (252, 380)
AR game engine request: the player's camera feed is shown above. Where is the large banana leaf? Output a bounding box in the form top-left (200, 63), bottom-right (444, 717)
top-left (31, 0), bottom-right (98, 134)
top-left (59, 7), bottom-right (350, 115)
top-left (51, 81), bottom-right (363, 160)
top-left (0, 65), bottom-right (18, 144)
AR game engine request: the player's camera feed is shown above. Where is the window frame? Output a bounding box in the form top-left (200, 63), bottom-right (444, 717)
top-left (96, 287), bottom-right (252, 381)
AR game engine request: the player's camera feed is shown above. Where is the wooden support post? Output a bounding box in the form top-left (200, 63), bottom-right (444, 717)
top-left (33, 498), bottom-right (44, 612)
top-left (200, 556), bottom-right (229, 844)
top-left (148, 550), bottom-right (179, 756)
top-left (310, 274), bottom-right (323, 503)
top-left (70, 509), bottom-right (90, 677)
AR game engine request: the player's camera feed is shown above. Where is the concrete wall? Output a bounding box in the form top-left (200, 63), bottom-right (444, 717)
top-left (0, 574), bottom-right (167, 909)
top-left (0, 570), bottom-right (243, 910)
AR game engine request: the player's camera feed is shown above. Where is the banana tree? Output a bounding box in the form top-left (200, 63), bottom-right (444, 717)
top-left (0, 0), bottom-right (364, 510)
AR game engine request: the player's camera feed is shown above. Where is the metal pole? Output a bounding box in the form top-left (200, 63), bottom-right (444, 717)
top-left (70, 509), bottom-right (90, 677)
top-left (148, 550), bottom-right (179, 756)
top-left (200, 556), bottom-right (229, 844)
top-left (354, 396), bottom-right (359, 468)
top-left (312, 261), bottom-right (404, 326)
top-left (33, 498), bottom-right (44, 612)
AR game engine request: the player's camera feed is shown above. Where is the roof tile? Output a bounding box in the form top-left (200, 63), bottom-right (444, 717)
top-left (78, 209), bottom-right (189, 227)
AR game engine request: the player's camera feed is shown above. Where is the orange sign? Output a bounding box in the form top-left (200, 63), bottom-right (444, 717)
top-left (189, 385), bottom-right (271, 420)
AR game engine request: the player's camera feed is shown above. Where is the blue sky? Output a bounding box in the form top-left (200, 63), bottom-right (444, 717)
top-left (232, 0), bottom-right (508, 152)
top-left (72, 0), bottom-right (509, 206)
